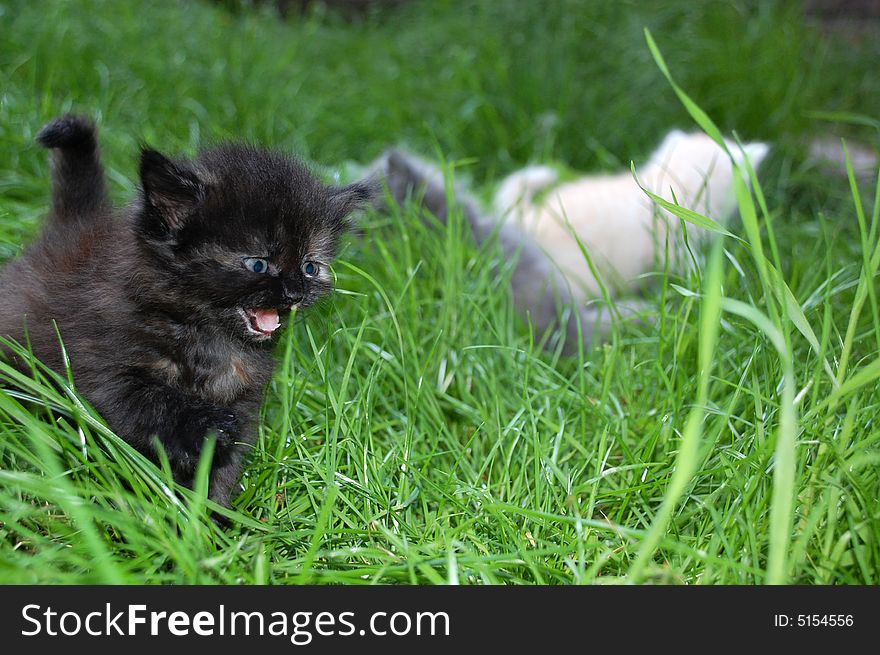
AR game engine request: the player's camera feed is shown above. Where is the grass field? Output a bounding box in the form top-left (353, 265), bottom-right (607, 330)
top-left (0, 0), bottom-right (878, 584)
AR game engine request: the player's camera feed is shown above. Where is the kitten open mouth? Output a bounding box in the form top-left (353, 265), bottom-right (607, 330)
top-left (239, 307), bottom-right (280, 339)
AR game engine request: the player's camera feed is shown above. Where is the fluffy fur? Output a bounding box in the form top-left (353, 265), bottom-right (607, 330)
top-left (493, 130), bottom-right (769, 299)
top-left (0, 115), bottom-right (370, 508)
top-left (370, 131), bottom-right (768, 349)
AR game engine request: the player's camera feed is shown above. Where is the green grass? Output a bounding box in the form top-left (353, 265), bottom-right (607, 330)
top-left (1, 0), bottom-right (879, 584)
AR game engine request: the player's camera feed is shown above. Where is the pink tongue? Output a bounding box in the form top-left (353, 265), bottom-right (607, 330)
top-left (253, 308), bottom-right (280, 333)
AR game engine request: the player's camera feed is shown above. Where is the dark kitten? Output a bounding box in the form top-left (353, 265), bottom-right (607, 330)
top-left (0, 115), bottom-right (371, 508)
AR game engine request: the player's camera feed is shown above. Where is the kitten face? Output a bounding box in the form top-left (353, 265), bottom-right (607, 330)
top-left (136, 144), bottom-right (371, 342)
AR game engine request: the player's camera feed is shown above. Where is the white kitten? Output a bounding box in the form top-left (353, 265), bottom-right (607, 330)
top-left (493, 130), bottom-right (769, 300)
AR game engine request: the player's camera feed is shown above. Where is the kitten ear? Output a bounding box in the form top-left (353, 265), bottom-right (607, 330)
top-left (329, 180), bottom-right (377, 217)
top-left (139, 148), bottom-right (206, 231)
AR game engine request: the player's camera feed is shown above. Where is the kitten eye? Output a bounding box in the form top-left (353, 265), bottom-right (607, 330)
top-left (302, 261), bottom-right (319, 277)
top-left (243, 257), bottom-right (269, 274)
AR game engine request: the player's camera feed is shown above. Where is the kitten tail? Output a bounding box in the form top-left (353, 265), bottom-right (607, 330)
top-left (36, 114), bottom-right (110, 222)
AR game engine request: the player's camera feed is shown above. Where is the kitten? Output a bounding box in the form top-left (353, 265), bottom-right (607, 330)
top-left (370, 149), bottom-right (598, 350)
top-left (493, 130), bottom-right (769, 300)
top-left (0, 115), bottom-right (370, 508)
top-left (370, 131), bottom-right (768, 349)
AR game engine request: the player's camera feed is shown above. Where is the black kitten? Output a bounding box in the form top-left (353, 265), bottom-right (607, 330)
top-left (0, 115), bottom-right (370, 508)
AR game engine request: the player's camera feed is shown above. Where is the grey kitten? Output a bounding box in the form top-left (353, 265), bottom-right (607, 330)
top-left (368, 149), bottom-right (624, 352)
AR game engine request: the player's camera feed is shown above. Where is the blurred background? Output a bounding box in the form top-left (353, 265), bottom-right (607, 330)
top-left (1, 0), bottom-right (876, 183)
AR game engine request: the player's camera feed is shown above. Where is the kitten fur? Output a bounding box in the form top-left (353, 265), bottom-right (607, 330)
top-left (0, 115), bottom-right (370, 508)
top-left (370, 131), bottom-right (768, 349)
top-left (493, 130), bottom-right (769, 299)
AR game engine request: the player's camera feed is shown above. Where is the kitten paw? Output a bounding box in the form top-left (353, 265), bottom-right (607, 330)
top-left (178, 406), bottom-right (239, 453)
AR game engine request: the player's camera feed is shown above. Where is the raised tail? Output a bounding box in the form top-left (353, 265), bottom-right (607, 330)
top-left (36, 114), bottom-right (110, 222)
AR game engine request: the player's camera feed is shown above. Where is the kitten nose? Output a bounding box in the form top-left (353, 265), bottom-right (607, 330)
top-left (282, 284), bottom-right (304, 306)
